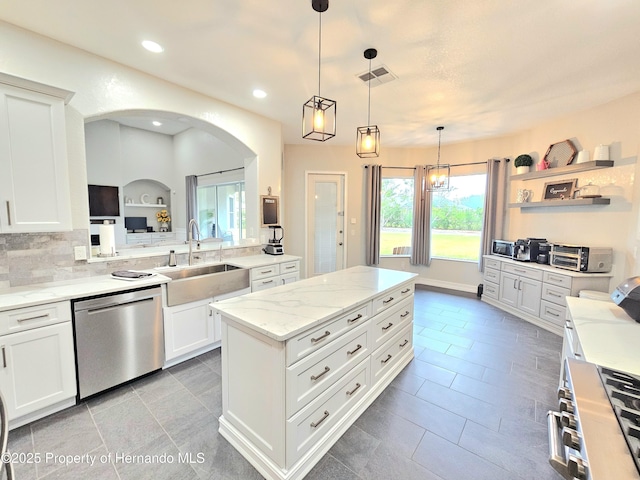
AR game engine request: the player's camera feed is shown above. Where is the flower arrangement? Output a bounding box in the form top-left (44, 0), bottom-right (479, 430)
top-left (156, 209), bottom-right (171, 224)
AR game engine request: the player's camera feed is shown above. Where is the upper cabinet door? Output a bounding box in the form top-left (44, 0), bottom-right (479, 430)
top-left (0, 75), bottom-right (74, 233)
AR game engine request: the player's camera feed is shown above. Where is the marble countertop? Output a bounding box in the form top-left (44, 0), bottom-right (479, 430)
top-left (226, 254), bottom-right (301, 269)
top-left (485, 255), bottom-right (613, 278)
top-left (566, 296), bottom-right (640, 375)
top-left (211, 265), bottom-right (417, 342)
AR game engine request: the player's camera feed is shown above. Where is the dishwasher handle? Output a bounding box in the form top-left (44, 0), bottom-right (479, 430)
top-left (86, 296), bottom-right (156, 314)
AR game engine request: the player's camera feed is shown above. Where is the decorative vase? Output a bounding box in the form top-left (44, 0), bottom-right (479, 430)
top-left (160, 222), bottom-right (168, 232)
top-left (515, 166), bottom-right (530, 175)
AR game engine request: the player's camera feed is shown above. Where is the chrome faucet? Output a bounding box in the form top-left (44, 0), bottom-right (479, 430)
top-left (188, 218), bottom-right (201, 266)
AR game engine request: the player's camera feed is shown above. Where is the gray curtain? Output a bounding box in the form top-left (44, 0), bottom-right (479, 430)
top-left (185, 175), bottom-right (198, 241)
top-left (411, 165), bottom-right (431, 266)
top-left (365, 165), bottom-right (382, 265)
top-left (479, 158), bottom-right (507, 271)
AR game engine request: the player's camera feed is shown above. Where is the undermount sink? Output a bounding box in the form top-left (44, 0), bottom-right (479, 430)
top-left (161, 264), bottom-right (249, 306)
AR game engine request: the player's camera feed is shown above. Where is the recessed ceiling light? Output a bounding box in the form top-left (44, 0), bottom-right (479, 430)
top-left (152, 121), bottom-right (163, 127)
top-left (253, 89), bottom-right (267, 99)
top-left (142, 40), bottom-right (164, 53)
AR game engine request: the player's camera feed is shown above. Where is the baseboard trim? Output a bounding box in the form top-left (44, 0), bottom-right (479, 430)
top-left (414, 276), bottom-right (477, 294)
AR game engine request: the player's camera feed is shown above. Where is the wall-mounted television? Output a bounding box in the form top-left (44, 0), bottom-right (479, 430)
top-left (88, 184), bottom-right (120, 217)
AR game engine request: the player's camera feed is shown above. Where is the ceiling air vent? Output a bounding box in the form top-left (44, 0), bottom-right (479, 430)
top-left (357, 64), bottom-right (397, 87)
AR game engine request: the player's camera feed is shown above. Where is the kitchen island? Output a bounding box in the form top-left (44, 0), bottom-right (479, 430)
top-left (211, 265), bottom-right (417, 480)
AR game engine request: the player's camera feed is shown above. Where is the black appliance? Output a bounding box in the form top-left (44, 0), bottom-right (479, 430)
top-left (513, 237), bottom-right (549, 262)
top-left (491, 239), bottom-right (516, 259)
top-left (611, 276), bottom-right (640, 322)
top-left (125, 216), bottom-right (148, 232)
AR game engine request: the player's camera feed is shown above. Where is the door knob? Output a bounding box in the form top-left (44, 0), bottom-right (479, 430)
top-left (338, 242), bottom-right (343, 246)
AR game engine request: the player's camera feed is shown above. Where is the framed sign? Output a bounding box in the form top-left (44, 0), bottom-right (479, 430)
top-left (543, 178), bottom-right (577, 200)
top-left (260, 195), bottom-right (279, 226)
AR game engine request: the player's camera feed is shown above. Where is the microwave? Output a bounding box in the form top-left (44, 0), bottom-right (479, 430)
top-left (491, 239), bottom-right (516, 259)
top-left (550, 244), bottom-right (613, 273)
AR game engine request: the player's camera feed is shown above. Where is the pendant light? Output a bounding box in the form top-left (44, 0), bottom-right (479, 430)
top-left (302, 0), bottom-right (336, 141)
top-left (427, 126), bottom-right (450, 191)
top-left (356, 48), bottom-right (380, 157)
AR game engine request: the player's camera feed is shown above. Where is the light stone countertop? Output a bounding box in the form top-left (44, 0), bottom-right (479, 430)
top-left (211, 265), bottom-right (418, 342)
top-left (566, 296), bottom-right (640, 376)
top-left (226, 254), bottom-right (301, 269)
top-left (485, 255), bottom-right (613, 278)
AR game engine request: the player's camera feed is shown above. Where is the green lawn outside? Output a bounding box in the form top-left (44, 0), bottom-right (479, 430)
top-left (381, 230), bottom-right (481, 261)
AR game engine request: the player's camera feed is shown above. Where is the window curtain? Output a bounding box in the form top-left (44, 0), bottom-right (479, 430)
top-left (411, 165), bottom-right (431, 266)
top-left (185, 175), bottom-right (198, 241)
top-left (479, 158), bottom-right (507, 271)
top-left (365, 165), bottom-right (382, 265)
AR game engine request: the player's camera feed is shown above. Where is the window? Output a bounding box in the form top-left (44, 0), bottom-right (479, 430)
top-left (380, 177), bottom-right (414, 256)
top-left (196, 181), bottom-right (245, 242)
top-left (379, 172), bottom-right (486, 261)
top-left (431, 174), bottom-right (486, 261)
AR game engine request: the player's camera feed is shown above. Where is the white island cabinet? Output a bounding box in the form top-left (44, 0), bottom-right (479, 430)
top-left (212, 265), bottom-right (417, 480)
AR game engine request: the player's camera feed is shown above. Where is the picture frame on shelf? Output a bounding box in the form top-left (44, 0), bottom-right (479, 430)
top-left (543, 178), bottom-right (577, 200)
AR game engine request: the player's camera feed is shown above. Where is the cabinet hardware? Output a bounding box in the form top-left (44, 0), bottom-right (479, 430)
top-left (399, 339), bottom-right (409, 347)
top-left (346, 383), bottom-right (362, 396)
top-left (310, 410), bottom-right (330, 428)
top-left (549, 291), bottom-right (562, 297)
top-left (401, 288), bottom-right (410, 294)
top-left (310, 330), bottom-right (331, 343)
top-left (1, 346), bottom-right (5, 368)
top-left (513, 278), bottom-right (518, 289)
top-left (518, 280), bottom-right (522, 291)
top-left (5, 201), bottom-right (11, 226)
top-left (549, 275), bottom-right (563, 282)
top-left (285, 265), bottom-right (296, 270)
top-left (381, 354), bottom-right (392, 364)
top-left (310, 366), bottom-right (330, 381)
top-left (400, 311), bottom-right (410, 318)
top-left (17, 313), bottom-right (50, 323)
top-left (382, 296), bottom-right (394, 304)
top-left (514, 268), bottom-right (526, 274)
top-left (260, 270), bottom-right (274, 274)
top-left (575, 353), bottom-right (582, 358)
top-left (347, 314), bottom-right (362, 324)
top-left (262, 279), bottom-right (274, 285)
top-left (382, 322), bottom-right (393, 331)
top-left (546, 310), bottom-right (560, 317)
top-left (347, 344), bottom-right (362, 356)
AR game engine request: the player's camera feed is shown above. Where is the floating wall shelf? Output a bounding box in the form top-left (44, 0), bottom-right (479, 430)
top-left (510, 160), bottom-right (614, 181)
top-left (125, 203), bottom-right (167, 208)
top-left (508, 197), bottom-right (611, 209)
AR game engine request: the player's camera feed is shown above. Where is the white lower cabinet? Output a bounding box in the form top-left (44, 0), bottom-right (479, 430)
top-left (0, 301), bottom-right (76, 429)
top-left (250, 260), bottom-right (300, 292)
top-left (499, 271), bottom-right (542, 317)
top-left (218, 279), bottom-right (415, 480)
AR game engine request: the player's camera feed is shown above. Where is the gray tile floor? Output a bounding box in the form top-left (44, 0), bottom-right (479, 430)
top-left (6, 286), bottom-right (564, 479)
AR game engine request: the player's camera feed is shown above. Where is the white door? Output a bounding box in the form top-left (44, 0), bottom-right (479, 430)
top-left (306, 173), bottom-right (346, 277)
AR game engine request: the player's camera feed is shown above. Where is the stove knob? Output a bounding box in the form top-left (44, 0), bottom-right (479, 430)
top-left (568, 454), bottom-right (588, 480)
top-left (557, 387), bottom-right (572, 400)
top-left (559, 398), bottom-right (575, 414)
top-left (560, 412), bottom-right (577, 429)
top-left (562, 428), bottom-right (582, 450)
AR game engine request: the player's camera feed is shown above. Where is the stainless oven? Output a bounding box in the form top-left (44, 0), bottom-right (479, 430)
top-left (548, 358), bottom-right (640, 479)
top-left (550, 245), bottom-right (613, 273)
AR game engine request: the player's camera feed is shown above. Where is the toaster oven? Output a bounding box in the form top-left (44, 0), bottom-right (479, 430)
top-left (550, 244), bottom-right (613, 273)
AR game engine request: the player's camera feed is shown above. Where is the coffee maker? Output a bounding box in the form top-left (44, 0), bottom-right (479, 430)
top-left (263, 225), bottom-right (284, 255)
top-left (514, 237), bottom-right (550, 262)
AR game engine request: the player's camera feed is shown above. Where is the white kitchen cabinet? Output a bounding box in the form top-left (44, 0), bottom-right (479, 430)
top-left (250, 259), bottom-right (300, 291)
top-left (0, 301), bottom-right (76, 429)
top-left (0, 73), bottom-right (74, 233)
top-left (483, 255), bottom-right (612, 335)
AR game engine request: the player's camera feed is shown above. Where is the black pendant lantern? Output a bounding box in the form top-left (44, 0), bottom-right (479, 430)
top-left (302, 0), bottom-right (336, 141)
top-left (356, 48), bottom-right (380, 157)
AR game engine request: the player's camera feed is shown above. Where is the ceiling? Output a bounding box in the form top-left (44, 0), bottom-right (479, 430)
top-left (2, 0), bottom-right (640, 148)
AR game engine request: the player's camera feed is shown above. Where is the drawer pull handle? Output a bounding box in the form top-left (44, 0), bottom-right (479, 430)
top-left (346, 383), bottom-right (362, 396)
top-left (547, 310), bottom-right (560, 317)
top-left (347, 344), bottom-right (362, 356)
top-left (17, 313), bottom-right (50, 323)
top-left (399, 339), bottom-right (409, 348)
top-left (310, 366), bottom-right (330, 381)
top-left (260, 270), bottom-right (273, 274)
top-left (311, 330), bottom-right (331, 344)
top-left (6, 201), bottom-right (11, 226)
top-left (575, 353), bottom-right (582, 358)
top-left (382, 322), bottom-right (394, 331)
top-left (382, 296), bottom-right (394, 305)
top-left (310, 410), bottom-right (330, 428)
top-left (347, 314), bottom-right (363, 324)
top-left (401, 288), bottom-right (410, 294)
top-left (381, 354), bottom-right (392, 364)
top-left (285, 265), bottom-right (296, 270)
top-left (549, 292), bottom-right (562, 297)
top-left (549, 275), bottom-right (564, 282)
top-left (514, 268), bottom-right (526, 274)
top-left (1, 346), bottom-right (6, 368)
top-left (400, 311), bottom-right (410, 318)
top-left (262, 279), bottom-right (274, 285)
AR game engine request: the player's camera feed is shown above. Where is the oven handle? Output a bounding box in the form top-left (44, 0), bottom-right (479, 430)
top-left (547, 411), bottom-right (572, 480)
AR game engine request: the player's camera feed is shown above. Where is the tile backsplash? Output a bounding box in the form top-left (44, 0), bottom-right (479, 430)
top-left (0, 230), bottom-right (262, 289)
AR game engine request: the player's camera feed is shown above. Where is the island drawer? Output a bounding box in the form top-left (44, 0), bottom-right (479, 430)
top-left (372, 282), bottom-right (414, 315)
top-left (371, 323), bottom-right (413, 385)
top-left (501, 263), bottom-right (543, 281)
top-left (370, 297), bottom-right (413, 351)
top-left (482, 282), bottom-right (499, 300)
top-left (285, 303), bottom-right (370, 366)
top-left (543, 271), bottom-right (572, 289)
top-left (251, 277), bottom-right (280, 291)
top-left (251, 265), bottom-right (280, 281)
top-left (484, 267), bottom-right (500, 284)
top-left (0, 301), bottom-right (71, 336)
top-left (286, 359), bottom-right (369, 465)
top-left (540, 300), bottom-right (566, 328)
top-left (280, 260), bottom-right (300, 274)
top-left (542, 283), bottom-right (571, 307)
top-left (286, 322), bottom-right (370, 415)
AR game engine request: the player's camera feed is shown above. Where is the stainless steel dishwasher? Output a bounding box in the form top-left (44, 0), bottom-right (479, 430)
top-left (73, 286), bottom-right (163, 400)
